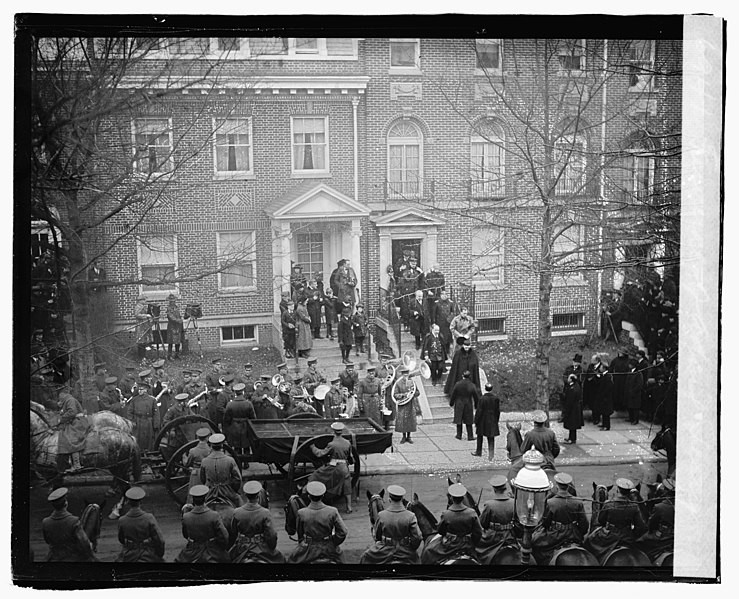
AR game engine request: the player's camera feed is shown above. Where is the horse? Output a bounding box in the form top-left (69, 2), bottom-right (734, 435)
top-left (590, 483), bottom-right (613, 532)
top-left (651, 427), bottom-right (676, 478)
top-left (80, 499), bottom-right (106, 554)
top-left (366, 488), bottom-right (386, 530)
top-left (447, 474), bottom-right (480, 516)
top-left (30, 408), bottom-right (141, 519)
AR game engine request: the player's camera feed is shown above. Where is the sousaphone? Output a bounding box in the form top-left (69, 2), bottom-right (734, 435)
top-left (313, 384), bottom-right (331, 401)
top-left (391, 350), bottom-right (431, 407)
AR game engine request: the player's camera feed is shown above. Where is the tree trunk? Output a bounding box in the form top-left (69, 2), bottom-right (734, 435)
top-left (535, 212), bottom-right (554, 415)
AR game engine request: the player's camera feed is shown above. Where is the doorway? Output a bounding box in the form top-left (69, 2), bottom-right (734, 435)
top-left (391, 238), bottom-right (422, 279)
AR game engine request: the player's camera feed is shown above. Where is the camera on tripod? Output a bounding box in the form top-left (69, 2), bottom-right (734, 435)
top-left (147, 303), bottom-right (161, 318)
top-left (184, 303), bottom-right (202, 320)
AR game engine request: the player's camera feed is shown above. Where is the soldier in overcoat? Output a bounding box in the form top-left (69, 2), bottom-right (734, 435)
top-left (288, 481), bottom-right (348, 564)
top-left (476, 476), bottom-right (518, 565)
top-left (175, 485), bottom-right (230, 563)
top-left (356, 367), bottom-right (384, 425)
top-left (125, 381), bottom-right (160, 453)
top-left (200, 433), bottom-right (242, 508)
top-left (223, 382), bottom-right (256, 469)
top-left (392, 367), bottom-right (421, 444)
top-left (42, 488), bottom-right (97, 562)
top-left (229, 481), bottom-right (285, 563)
top-left (520, 411), bottom-right (560, 470)
top-left (116, 487), bottom-right (165, 562)
top-left (360, 485), bottom-right (422, 564)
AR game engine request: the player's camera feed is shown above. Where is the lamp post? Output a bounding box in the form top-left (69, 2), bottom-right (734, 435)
top-left (511, 448), bottom-right (552, 565)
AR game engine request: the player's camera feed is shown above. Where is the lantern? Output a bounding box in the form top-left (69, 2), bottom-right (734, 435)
top-left (511, 448), bottom-right (552, 564)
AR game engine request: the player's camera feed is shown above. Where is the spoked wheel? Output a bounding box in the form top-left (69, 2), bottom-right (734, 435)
top-left (154, 415), bottom-right (219, 463)
top-left (287, 434), bottom-right (361, 495)
top-left (165, 439), bottom-right (239, 506)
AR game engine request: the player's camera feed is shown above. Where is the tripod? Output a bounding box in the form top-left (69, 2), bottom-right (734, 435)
top-left (151, 317), bottom-right (165, 358)
top-left (185, 315), bottom-right (203, 358)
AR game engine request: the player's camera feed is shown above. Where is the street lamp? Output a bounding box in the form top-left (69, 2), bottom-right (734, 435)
top-left (511, 448), bottom-right (552, 565)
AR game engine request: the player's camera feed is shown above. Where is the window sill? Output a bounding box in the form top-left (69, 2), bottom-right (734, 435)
top-left (213, 172), bottom-right (256, 181)
top-left (552, 276), bottom-right (588, 287)
top-left (472, 281), bottom-right (506, 292)
top-left (290, 172), bottom-right (332, 179)
top-left (551, 329), bottom-right (587, 337)
top-left (388, 68), bottom-right (423, 77)
top-left (217, 288), bottom-right (258, 297)
top-left (478, 333), bottom-right (508, 342)
top-left (140, 289), bottom-right (179, 301)
top-left (221, 339), bottom-right (258, 346)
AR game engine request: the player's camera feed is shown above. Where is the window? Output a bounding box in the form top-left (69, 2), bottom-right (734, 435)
top-left (616, 150), bottom-right (653, 202)
top-left (325, 38), bottom-right (355, 56)
top-left (172, 38), bottom-right (210, 54)
top-left (553, 217), bottom-right (584, 280)
top-left (390, 39), bottom-right (420, 70)
top-left (214, 118), bottom-right (253, 176)
top-left (217, 231), bottom-right (257, 291)
top-left (556, 39), bottom-right (585, 72)
top-left (471, 225), bottom-right (504, 285)
top-left (291, 117), bottom-right (328, 174)
top-left (221, 325), bottom-right (256, 344)
top-left (295, 38), bottom-right (319, 53)
top-left (296, 232), bottom-right (324, 279)
top-left (133, 118), bottom-right (173, 175)
top-left (217, 38), bottom-right (240, 52)
top-left (250, 37), bottom-right (288, 56)
top-left (552, 313), bottom-right (585, 330)
top-left (471, 121), bottom-right (506, 197)
top-left (627, 40), bottom-right (654, 92)
top-left (475, 39), bottom-right (502, 73)
top-left (477, 317), bottom-right (506, 334)
top-left (139, 235), bottom-right (177, 294)
top-left (387, 120), bottom-right (422, 197)
top-left (246, 38), bottom-right (356, 59)
top-left (554, 130), bottom-right (587, 196)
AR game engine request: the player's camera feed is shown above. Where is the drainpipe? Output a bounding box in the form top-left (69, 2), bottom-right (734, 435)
top-left (352, 97), bottom-right (359, 202)
top-left (597, 39), bottom-right (608, 336)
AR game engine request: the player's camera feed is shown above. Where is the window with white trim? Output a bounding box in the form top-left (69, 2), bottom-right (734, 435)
top-left (552, 313), bottom-right (585, 330)
top-left (475, 39), bottom-right (502, 74)
top-left (216, 231), bottom-right (257, 291)
top-left (387, 120), bottom-right (422, 198)
top-left (626, 40), bottom-right (655, 92)
top-left (477, 317), bottom-right (506, 334)
top-left (221, 325), bottom-right (256, 344)
top-left (471, 225), bottom-right (504, 285)
top-left (247, 38), bottom-right (356, 58)
top-left (291, 116), bottom-right (328, 174)
top-left (556, 39), bottom-right (585, 73)
top-left (132, 118), bottom-right (173, 175)
top-left (616, 149), bottom-right (654, 202)
top-left (471, 121), bottom-right (506, 197)
top-left (213, 118), bottom-right (253, 176)
top-left (138, 235), bottom-right (178, 294)
top-left (217, 38), bottom-right (240, 52)
top-left (295, 38), bottom-right (319, 54)
top-left (249, 37), bottom-right (288, 56)
top-left (554, 130), bottom-right (588, 196)
top-left (389, 39), bottom-right (420, 70)
top-left (296, 232), bottom-right (324, 279)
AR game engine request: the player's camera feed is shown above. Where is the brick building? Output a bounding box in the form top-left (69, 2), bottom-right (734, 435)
top-left (73, 37), bottom-right (681, 353)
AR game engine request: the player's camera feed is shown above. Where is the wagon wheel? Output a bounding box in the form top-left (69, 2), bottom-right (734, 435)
top-left (154, 415), bottom-right (219, 463)
top-left (165, 439), bottom-right (238, 506)
top-left (287, 434), bottom-right (360, 495)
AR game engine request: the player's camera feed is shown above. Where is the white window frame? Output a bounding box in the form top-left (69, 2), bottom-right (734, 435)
top-left (220, 324), bottom-right (258, 345)
top-left (131, 117), bottom-right (174, 177)
top-left (470, 122), bottom-right (506, 197)
top-left (627, 40), bottom-right (656, 92)
top-left (556, 39), bottom-right (586, 75)
top-left (389, 38), bottom-right (421, 73)
top-left (216, 231), bottom-right (258, 293)
top-left (471, 223), bottom-right (505, 288)
top-left (290, 116), bottom-right (330, 177)
top-left (295, 232), bottom-right (325, 279)
top-left (137, 234), bottom-right (179, 299)
top-left (621, 148), bottom-right (655, 203)
top-left (240, 38), bottom-right (357, 60)
top-left (387, 120), bottom-right (423, 198)
top-left (212, 117), bottom-right (254, 179)
top-left (475, 39), bottom-right (503, 75)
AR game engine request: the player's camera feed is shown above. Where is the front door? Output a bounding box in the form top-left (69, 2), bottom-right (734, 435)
top-left (293, 230), bottom-right (325, 284)
top-left (391, 238), bottom-right (422, 278)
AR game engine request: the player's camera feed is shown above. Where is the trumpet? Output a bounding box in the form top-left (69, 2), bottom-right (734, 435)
top-left (116, 387), bottom-right (124, 400)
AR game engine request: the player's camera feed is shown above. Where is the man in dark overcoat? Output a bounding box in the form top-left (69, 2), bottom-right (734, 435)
top-left (200, 433), bottom-right (242, 507)
top-left (175, 485), bottom-right (230, 563)
top-left (420, 323), bottom-right (448, 386)
top-left (337, 308), bottom-right (353, 363)
top-left (520, 411), bottom-right (560, 470)
top-left (408, 290), bottom-right (427, 350)
top-left (339, 362), bottom-right (359, 395)
top-left (609, 348), bottom-right (630, 411)
top-left (636, 478), bottom-right (675, 561)
top-left (360, 485), bottom-right (423, 564)
top-left (562, 353), bottom-right (584, 387)
top-left (42, 487), bottom-right (97, 562)
top-left (562, 374), bottom-right (584, 444)
top-left (624, 359), bottom-right (644, 424)
top-left (476, 476), bottom-right (518, 565)
top-left (223, 382), bottom-right (256, 469)
top-left (444, 338), bottom-right (480, 395)
top-left (449, 371), bottom-right (480, 441)
top-left (433, 290), bottom-right (457, 355)
top-left (229, 481), bottom-right (285, 563)
top-left (116, 487), bottom-right (165, 562)
top-left (597, 364), bottom-right (614, 431)
top-left (288, 481), bottom-right (348, 564)
top-left (470, 383), bottom-right (500, 460)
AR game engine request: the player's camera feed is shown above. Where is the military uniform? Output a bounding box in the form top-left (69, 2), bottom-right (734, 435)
top-left (223, 390), bottom-right (256, 455)
top-left (116, 489), bottom-right (165, 562)
top-left (42, 489), bottom-right (96, 562)
top-left (339, 367), bottom-right (359, 395)
top-left (310, 433), bottom-right (353, 497)
top-left (356, 373), bottom-right (384, 425)
top-left (251, 393), bottom-right (280, 420)
top-left (393, 375), bottom-right (421, 435)
top-left (200, 438), bottom-right (242, 507)
top-left (636, 487), bottom-right (675, 561)
top-left (421, 486), bottom-right (483, 564)
top-left (175, 487), bottom-right (230, 563)
top-left (126, 388), bottom-right (160, 452)
top-left (532, 477), bottom-right (589, 565)
top-left (98, 384), bottom-right (123, 415)
top-left (323, 385), bottom-right (344, 419)
top-left (184, 429), bottom-right (212, 498)
top-left (209, 383), bottom-right (234, 430)
top-left (360, 492), bottom-right (422, 564)
top-left (520, 421), bottom-right (560, 469)
top-left (476, 479), bottom-right (518, 565)
top-left (303, 365), bottom-right (327, 415)
top-left (288, 496), bottom-right (348, 564)
top-left (230, 501), bottom-right (285, 563)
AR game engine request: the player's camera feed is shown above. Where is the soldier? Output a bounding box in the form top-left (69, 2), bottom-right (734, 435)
top-left (351, 304), bottom-right (369, 355)
top-left (433, 290), bottom-right (457, 357)
top-left (476, 475), bottom-right (518, 565)
top-left (223, 382), bottom-right (256, 470)
top-left (200, 433), bottom-right (242, 508)
top-left (356, 367), bottom-right (384, 425)
top-left (287, 481), bottom-right (348, 564)
top-left (239, 363), bottom-right (256, 400)
top-left (162, 393), bottom-right (195, 452)
top-left (120, 366), bottom-right (139, 399)
top-left (421, 323), bottom-right (448, 386)
top-left (125, 381), bottom-right (160, 453)
top-left (324, 377), bottom-right (344, 419)
top-left (282, 378), bottom-right (318, 417)
top-left (183, 427), bottom-right (213, 502)
top-left (229, 480), bottom-right (285, 563)
top-left (175, 485), bottom-right (229, 563)
top-left (303, 358), bottom-right (327, 417)
top-left (339, 362), bottom-right (359, 395)
top-left (205, 358), bottom-right (225, 391)
top-left (185, 369), bottom-right (208, 414)
top-left (137, 368), bottom-right (153, 394)
top-left (175, 369), bottom-right (192, 394)
top-left (376, 354), bottom-right (397, 426)
top-left (251, 380), bottom-right (280, 420)
top-left (116, 487), bottom-right (165, 562)
top-left (470, 383), bottom-right (501, 460)
top-left (310, 422), bottom-right (354, 513)
top-left (98, 376), bottom-right (123, 415)
top-left (360, 484), bottom-right (422, 564)
top-left (56, 391), bottom-right (89, 474)
top-left (41, 487), bottom-right (96, 562)
top-left (209, 374), bottom-right (234, 431)
top-left (282, 302), bottom-right (298, 359)
top-left (584, 478), bottom-right (647, 561)
top-left (520, 411), bottom-right (560, 469)
top-left (531, 472), bottom-right (589, 565)
top-left (393, 366), bottom-right (421, 445)
top-left (276, 362), bottom-right (294, 385)
top-left (151, 358), bottom-right (174, 422)
top-left (636, 478), bottom-right (675, 561)
top-left (421, 483), bottom-right (483, 564)
top-left (337, 306), bottom-right (353, 364)
top-left (165, 293), bottom-right (184, 360)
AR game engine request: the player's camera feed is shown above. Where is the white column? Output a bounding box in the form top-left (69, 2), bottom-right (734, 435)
top-left (379, 232), bottom-right (391, 289)
top-left (279, 221), bottom-right (292, 295)
top-left (350, 219), bottom-right (362, 303)
top-left (352, 97), bottom-right (360, 202)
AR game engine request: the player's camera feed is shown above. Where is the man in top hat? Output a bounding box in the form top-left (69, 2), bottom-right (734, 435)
top-left (175, 485), bottom-right (230, 563)
top-left (476, 475), bottom-right (518, 565)
top-left (584, 478), bottom-right (647, 561)
top-left (609, 347), bottom-right (631, 411)
top-left (98, 375), bottom-right (123, 414)
top-left (444, 337), bottom-right (481, 395)
top-left (223, 382), bottom-right (256, 470)
top-left (624, 358), bottom-right (644, 425)
top-left (125, 380), bottom-right (160, 453)
top-left (450, 370), bottom-right (480, 442)
top-left (287, 480), bottom-right (348, 564)
top-left (209, 373), bottom-right (235, 431)
top-left (311, 421), bottom-right (354, 513)
top-left (360, 484), bottom-right (423, 564)
top-left (421, 323), bottom-right (448, 386)
top-left (355, 366), bottom-right (382, 425)
top-left (56, 391), bottom-right (89, 474)
top-left (562, 373), bottom-right (584, 444)
top-left (41, 487), bottom-right (97, 562)
top-left (471, 383), bottom-right (501, 460)
top-left (393, 366), bottom-right (422, 444)
top-left (636, 478), bottom-right (675, 561)
top-left (519, 411), bottom-right (560, 470)
top-left (421, 483), bottom-right (483, 564)
top-left (449, 306), bottom-right (477, 354)
top-left (303, 358), bottom-right (327, 416)
top-left (116, 487), bottom-right (165, 562)
top-left (531, 472), bottom-right (588, 565)
top-left (183, 427), bottom-right (213, 502)
top-left (229, 481), bottom-right (285, 563)
top-left (200, 433), bottom-right (242, 508)
top-left (562, 353), bottom-right (584, 387)
top-left (323, 377), bottom-right (344, 420)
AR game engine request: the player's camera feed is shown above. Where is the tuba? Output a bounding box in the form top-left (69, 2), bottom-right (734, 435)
top-left (380, 363), bottom-right (396, 395)
top-left (401, 350), bottom-right (432, 380)
top-left (391, 377), bottom-right (416, 407)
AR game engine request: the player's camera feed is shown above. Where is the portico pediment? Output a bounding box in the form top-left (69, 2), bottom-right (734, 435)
top-left (371, 207), bottom-right (447, 228)
top-left (268, 183), bottom-right (369, 220)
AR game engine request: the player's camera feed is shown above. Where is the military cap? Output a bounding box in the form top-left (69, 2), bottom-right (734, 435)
top-left (366, 366), bottom-right (376, 372)
top-left (462, 338), bottom-right (472, 346)
top-left (399, 366), bottom-right (409, 374)
top-left (331, 377), bottom-right (341, 384)
top-left (47, 487), bottom-right (69, 502)
top-left (223, 374), bottom-right (235, 384)
top-left (137, 381), bottom-right (151, 390)
top-left (212, 358), bottom-right (222, 364)
top-left (104, 376), bottom-right (118, 385)
top-left (661, 478), bottom-right (675, 492)
top-left (209, 433), bottom-right (225, 445)
top-left (616, 478), bottom-right (635, 491)
top-left (191, 369), bottom-right (202, 375)
top-left (243, 480), bottom-right (263, 495)
top-left (532, 410), bottom-right (548, 423)
top-left (189, 485), bottom-right (209, 498)
top-left (94, 362), bottom-right (106, 369)
top-left (484, 383), bottom-right (494, 392)
top-left (345, 362), bottom-right (354, 369)
top-left (307, 358), bottom-right (317, 365)
top-left (306, 481), bottom-right (326, 497)
top-left (175, 392), bottom-right (190, 402)
top-left (489, 475), bottom-right (508, 489)
top-left (138, 369), bottom-right (152, 378)
top-left (260, 374), bottom-right (271, 380)
top-left (196, 427), bottom-right (211, 438)
top-left (277, 362), bottom-right (287, 370)
top-left (233, 382), bottom-right (246, 392)
top-left (448, 483), bottom-right (467, 498)
top-left (244, 363), bottom-right (253, 369)
top-left (181, 370), bottom-right (192, 376)
top-left (125, 366), bottom-right (137, 371)
top-left (387, 485), bottom-right (406, 497)
top-left (125, 487), bottom-right (146, 501)
top-left (330, 421), bottom-right (346, 432)
top-left (554, 472), bottom-right (573, 486)
top-left (152, 359), bottom-right (166, 369)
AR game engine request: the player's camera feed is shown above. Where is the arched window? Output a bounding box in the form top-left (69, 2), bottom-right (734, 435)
top-left (554, 120), bottom-right (588, 196)
top-left (471, 121), bottom-right (506, 197)
top-left (387, 120), bottom-right (422, 198)
top-left (614, 134), bottom-right (655, 203)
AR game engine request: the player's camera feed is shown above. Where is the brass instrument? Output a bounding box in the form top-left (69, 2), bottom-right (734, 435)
top-left (391, 377), bottom-right (417, 407)
top-left (271, 374), bottom-right (283, 388)
top-left (401, 350), bottom-right (432, 380)
top-left (186, 385), bottom-right (209, 409)
top-left (313, 384), bottom-right (331, 401)
top-left (154, 382), bottom-right (170, 407)
top-left (379, 363), bottom-right (396, 395)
